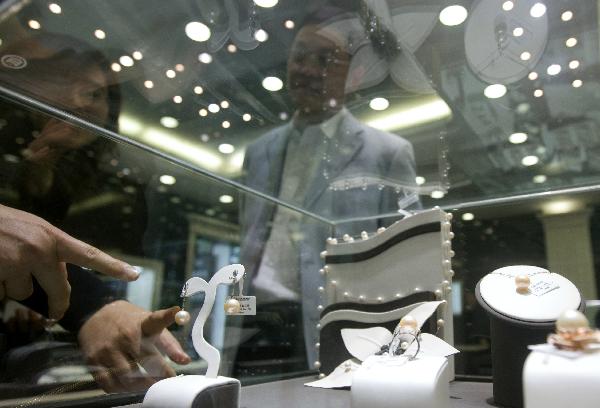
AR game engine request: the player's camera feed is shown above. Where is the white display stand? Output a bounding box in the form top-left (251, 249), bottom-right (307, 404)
top-left (143, 264), bottom-right (245, 408)
top-left (351, 355), bottom-right (450, 408)
top-left (523, 350), bottom-right (600, 408)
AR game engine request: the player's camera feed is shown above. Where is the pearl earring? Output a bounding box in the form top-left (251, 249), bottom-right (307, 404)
top-left (224, 298), bottom-right (241, 314)
top-left (175, 283), bottom-right (191, 325)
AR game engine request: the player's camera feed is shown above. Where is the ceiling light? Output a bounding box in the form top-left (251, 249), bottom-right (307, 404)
top-left (227, 44), bottom-right (237, 53)
top-left (366, 97), bottom-right (451, 131)
top-left (185, 21), bottom-right (211, 42)
top-left (193, 87), bottom-right (204, 96)
top-left (200, 134), bottom-right (210, 142)
top-left (284, 20), bottom-right (295, 29)
top-left (199, 53), bottom-right (213, 64)
top-left (119, 115), bottom-right (143, 135)
top-left (431, 190), bottom-right (445, 199)
top-left (28, 20), bottom-right (41, 30)
top-left (160, 117), bottom-right (179, 128)
top-left (546, 64), bottom-right (561, 76)
top-left (253, 0), bottom-right (278, 8)
top-left (528, 72), bottom-right (538, 80)
top-left (94, 29), bottom-right (106, 39)
top-left (439, 5), bottom-right (468, 26)
top-left (166, 69), bottom-right (176, 78)
top-left (279, 112), bottom-right (289, 120)
top-left (219, 194), bottom-right (234, 204)
top-left (369, 97), bottom-right (390, 111)
top-left (144, 80), bottom-right (154, 89)
top-left (516, 103), bottom-right (530, 114)
top-left (173, 96), bottom-right (182, 104)
top-left (119, 55), bottom-right (134, 67)
top-left (530, 3), bottom-right (546, 18)
top-left (512, 27), bottom-right (524, 37)
top-left (218, 143), bottom-right (235, 154)
top-left (415, 176), bottom-right (426, 185)
top-left (533, 175), bottom-right (547, 183)
top-left (208, 103), bottom-right (220, 113)
top-left (534, 89), bottom-right (544, 97)
top-left (565, 37), bottom-right (577, 47)
top-left (254, 29), bottom-right (268, 42)
top-left (561, 11), bottom-right (573, 21)
top-left (522, 155), bottom-right (539, 166)
top-left (243, 113), bottom-right (252, 122)
top-left (199, 109), bottom-right (208, 117)
top-left (502, 1), bottom-right (514, 11)
top-left (159, 175), bottom-right (176, 185)
top-left (542, 199), bottom-right (582, 215)
top-left (220, 100), bottom-right (229, 109)
top-left (49, 3), bottom-right (62, 14)
top-left (175, 64), bottom-right (185, 72)
top-left (569, 60), bottom-right (580, 69)
top-left (484, 84), bottom-right (507, 99)
top-left (520, 51), bottom-right (531, 61)
top-left (262, 76), bottom-right (283, 91)
top-left (132, 51), bottom-right (143, 60)
top-left (509, 132), bottom-right (528, 144)
top-left (222, 121), bottom-right (231, 129)
top-left (572, 79), bottom-right (583, 88)
top-left (111, 63), bottom-right (122, 72)
top-left (462, 213), bottom-right (474, 221)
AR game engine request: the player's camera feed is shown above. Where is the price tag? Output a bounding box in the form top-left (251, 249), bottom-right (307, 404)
top-left (530, 280), bottom-right (560, 297)
top-left (229, 296), bottom-right (256, 315)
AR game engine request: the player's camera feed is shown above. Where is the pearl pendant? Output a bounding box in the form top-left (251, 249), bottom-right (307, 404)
top-left (175, 310), bottom-right (191, 325)
top-left (399, 315), bottom-right (418, 331)
top-left (556, 310), bottom-right (589, 332)
top-left (515, 275), bottom-right (531, 294)
top-left (224, 298), bottom-right (241, 315)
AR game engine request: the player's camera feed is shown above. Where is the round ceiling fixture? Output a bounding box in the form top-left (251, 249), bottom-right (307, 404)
top-left (185, 22), bottom-right (211, 42)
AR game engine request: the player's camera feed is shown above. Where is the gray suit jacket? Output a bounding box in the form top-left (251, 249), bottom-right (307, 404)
top-left (240, 111), bottom-right (417, 365)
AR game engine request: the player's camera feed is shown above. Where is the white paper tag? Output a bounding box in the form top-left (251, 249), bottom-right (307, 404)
top-left (229, 296), bottom-right (256, 315)
top-left (530, 280), bottom-right (560, 297)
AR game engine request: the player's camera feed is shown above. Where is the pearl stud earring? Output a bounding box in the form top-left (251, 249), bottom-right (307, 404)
top-left (515, 275), bottom-right (531, 294)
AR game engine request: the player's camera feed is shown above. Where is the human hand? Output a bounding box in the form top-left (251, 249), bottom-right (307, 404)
top-left (78, 301), bottom-right (191, 392)
top-left (0, 204), bottom-right (139, 320)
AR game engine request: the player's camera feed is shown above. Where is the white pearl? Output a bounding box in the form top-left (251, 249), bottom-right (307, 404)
top-left (314, 361), bottom-right (321, 369)
top-left (395, 293), bottom-right (402, 298)
top-left (556, 310), bottom-right (589, 331)
top-left (316, 323), bottom-right (321, 329)
top-left (377, 227), bottom-right (386, 233)
top-left (318, 286), bottom-right (324, 292)
top-left (443, 260), bottom-right (451, 269)
top-left (445, 213), bottom-right (453, 221)
top-left (437, 319), bottom-right (445, 327)
top-left (347, 237), bottom-right (354, 243)
top-left (435, 289), bottom-right (443, 299)
top-left (320, 250), bottom-right (327, 259)
top-left (317, 305), bottom-right (324, 311)
top-left (224, 298), bottom-right (241, 314)
top-left (315, 342), bottom-right (320, 349)
top-left (318, 373), bottom-right (326, 379)
top-left (449, 250), bottom-right (455, 258)
top-left (343, 234), bottom-right (351, 242)
top-left (175, 310), bottom-right (191, 325)
top-left (324, 265), bottom-right (330, 273)
top-left (400, 342), bottom-right (409, 350)
top-left (358, 295), bottom-right (365, 301)
top-left (449, 231), bottom-right (455, 239)
top-left (442, 280), bottom-right (450, 287)
top-left (446, 269), bottom-right (455, 278)
top-left (319, 268), bottom-right (325, 276)
top-left (443, 240), bottom-right (451, 249)
top-left (515, 275), bottom-right (530, 293)
top-left (361, 231), bottom-right (369, 240)
top-left (400, 315), bottom-right (418, 330)
top-left (377, 296), bottom-right (384, 302)
top-left (329, 238), bottom-right (338, 245)
top-left (343, 291), bottom-right (350, 298)
top-left (330, 280), bottom-right (337, 286)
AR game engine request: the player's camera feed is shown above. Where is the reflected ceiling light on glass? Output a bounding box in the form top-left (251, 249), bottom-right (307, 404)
top-left (220, 100), bottom-right (230, 109)
top-left (430, 190), bottom-right (445, 199)
top-left (94, 29), bottom-right (106, 39)
top-left (462, 213), bottom-right (475, 221)
top-left (439, 5), bottom-right (468, 26)
top-left (166, 69), bottom-right (176, 78)
top-left (243, 113), bottom-right (252, 122)
top-left (200, 134), bottom-right (210, 142)
top-left (565, 37), bottom-right (577, 47)
top-left (530, 3), bottom-right (546, 18)
top-left (512, 27), bottom-right (524, 37)
top-left (49, 3), bottom-right (62, 14)
top-left (509, 132), bottom-right (528, 144)
top-left (144, 80), bottom-right (154, 89)
top-left (572, 79), bottom-right (583, 88)
top-left (198, 52), bottom-right (213, 63)
top-left (521, 155), bottom-right (539, 166)
top-left (218, 143), bottom-right (235, 154)
top-left (516, 103), bottom-right (530, 114)
top-left (194, 86), bottom-right (204, 95)
top-left (219, 194), bottom-right (234, 204)
top-left (185, 21), bottom-right (211, 42)
top-left (534, 89), bottom-right (544, 97)
top-left (262, 76), bottom-right (283, 91)
top-left (546, 64), bottom-right (561, 76)
top-left (175, 64), bottom-right (185, 72)
top-left (227, 44), bottom-right (237, 53)
top-left (279, 112), bottom-right (289, 120)
top-left (528, 71), bottom-right (538, 80)
top-left (502, 1), bottom-right (514, 11)
top-left (132, 51), bottom-right (143, 60)
top-left (159, 175), bottom-right (176, 185)
top-left (222, 120), bottom-right (231, 129)
top-left (199, 108), bottom-right (208, 117)
top-left (415, 176), bottom-right (426, 185)
top-left (254, 29), bottom-right (269, 42)
top-left (119, 55), bottom-right (134, 67)
top-left (561, 11), bottom-right (573, 21)
top-left (254, 0), bottom-right (278, 8)
top-left (484, 84), bottom-right (507, 99)
top-left (369, 97), bottom-right (390, 111)
top-left (569, 60), bottom-right (580, 69)
top-left (160, 116), bottom-right (179, 128)
top-left (284, 20), bottom-right (295, 29)
top-left (208, 103), bottom-right (220, 113)
top-left (520, 51), bottom-right (531, 61)
top-left (533, 174), bottom-right (547, 183)
top-left (173, 95), bottom-right (182, 104)
top-left (28, 20), bottom-right (41, 30)
top-left (119, 115), bottom-right (142, 135)
top-left (111, 63), bottom-right (122, 72)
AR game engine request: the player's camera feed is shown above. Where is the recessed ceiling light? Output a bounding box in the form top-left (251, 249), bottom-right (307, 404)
top-left (194, 86), bottom-right (204, 94)
top-left (159, 175), bottom-right (176, 185)
top-left (561, 11), bottom-right (573, 21)
top-left (185, 21), bottom-right (211, 42)
top-left (509, 132), bottom-right (528, 144)
top-left (166, 69), bottom-right (176, 78)
top-left (253, 0), bottom-right (278, 8)
top-left (227, 44), bottom-right (237, 53)
top-left (484, 84), bottom-right (507, 99)
top-left (173, 95), bottom-right (182, 104)
top-left (431, 190), bottom-right (445, 199)
top-left (220, 100), bottom-right (229, 109)
top-left (111, 63), bottom-right (122, 72)
top-left (28, 20), bottom-right (41, 30)
top-left (219, 194), bottom-right (234, 204)
top-left (218, 143), bottom-right (234, 154)
top-left (462, 213), bottom-right (474, 221)
top-left (502, 1), bottom-right (514, 11)
top-left (530, 3), bottom-right (546, 18)
top-left (119, 55), bottom-right (134, 67)
top-left (566, 37), bottom-right (577, 47)
top-left (284, 20), bottom-right (295, 29)
top-left (439, 5), bottom-right (468, 26)
top-left (175, 64), bottom-right (185, 72)
top-left (546, 64), bottom-right (561, 76)
top-left (94, 29), bottom-right (106, 39)
top-left (160, 116), bottom-right (179, 128)
top-left (254, 29), bottom-right (268, 42)
top-left (369, 97), bottom-right (390, 111)
top-left (243, 113), bottom-right (252, 122)
top-left (415, 176), bottom-right (426, 185)
top-left (199, 109), bottom-right (208, 117)
top-left (572, 79), bottom-right (583, 88)
top-left (132, 51), bottom-right (143, 60)
top-left (520, 51), bottom-right (531, 61)
top-left (144, 80), bottom-right (154, 89)
top-left (200, 134), bottom-right (210, 142)
top-left (262, 76), bottom-right (283, 91)
top-left (49, 3), bottom-right (62, 14)
top-left (222, 121), bottom-right (231, 129)
top-left (279, 112), bottom-right (289, 120)
top-left (533, 175), bottom-right (547, 183)
top-left (199, 52), bottom-right (213, 64)
top-left (208, 103), bottom-right (220, 113)
top-left (528, 72), bottom-right (538, 80)
top-left (534, 89), bottom-right (544, 97)
top-left (522, 155), bottom-right (539, 166)
top-left (513, 27), bottom-right (524, 37)
top-left (569, 60), bottom-right (580, 69)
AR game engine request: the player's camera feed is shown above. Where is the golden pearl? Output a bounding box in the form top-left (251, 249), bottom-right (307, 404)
top-left (515, 275), bottom-right (531, 293)
top-left (175, 310), bottom-right (191, 325)
top-left (224, 298), bottom-right (241, 315)
top-left (556, 310), bottom-right (589, 332)
top-left (399, 315), bottom-right (418, 331)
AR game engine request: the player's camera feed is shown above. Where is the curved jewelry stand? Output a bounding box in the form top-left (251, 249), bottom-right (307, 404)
top-left (143, 264), bottom-right (245, 408)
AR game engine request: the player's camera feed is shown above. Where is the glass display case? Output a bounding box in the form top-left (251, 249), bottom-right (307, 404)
top-left (0, 0), bottom-right (598, 406)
